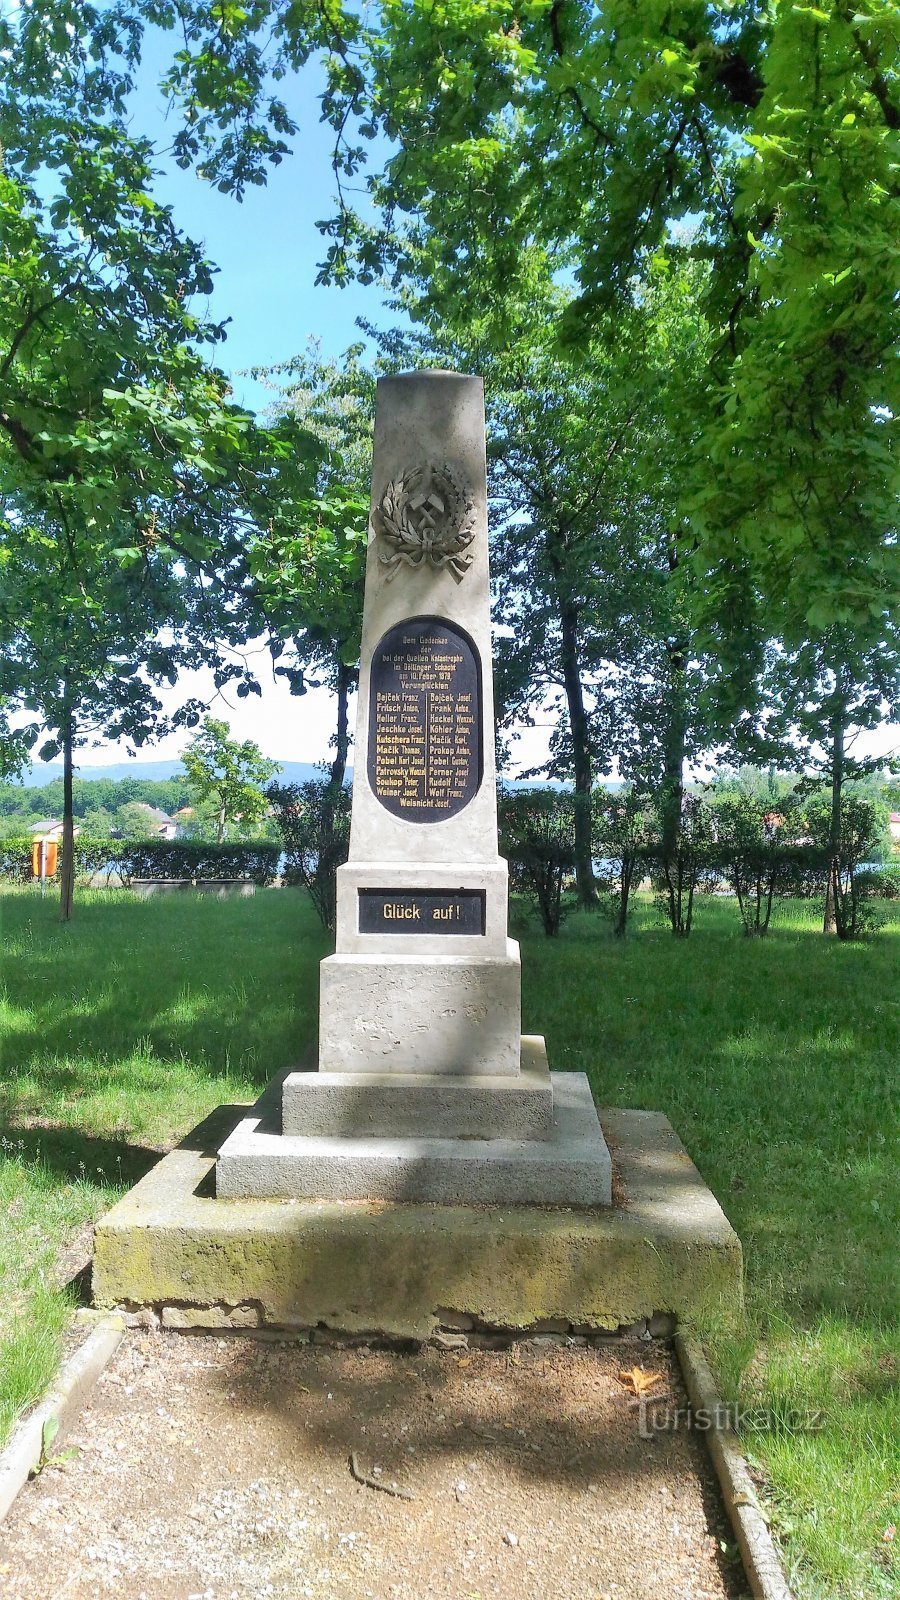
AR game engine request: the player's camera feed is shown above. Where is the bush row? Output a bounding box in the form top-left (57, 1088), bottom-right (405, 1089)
top-left (497, 788), bottom-right (898, 939)
top-left (0, 837), bottom-right (281, 885)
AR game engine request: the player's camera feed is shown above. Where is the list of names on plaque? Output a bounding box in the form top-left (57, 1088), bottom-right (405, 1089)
top-left (367, 616), bottom-right (482, 821)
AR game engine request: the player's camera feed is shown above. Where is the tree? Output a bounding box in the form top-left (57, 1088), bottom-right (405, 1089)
top-left (116, 802), bottom-right (159, 840)
top-left (750, 626), bottom-right (900, 930)
top-left (248, 343), bottom-right (372, 794)
top-left (0, 0), bottom-right (317, 915)
top-left (307, 1), bottom-right (897, 632)
top-left (13, 6), bottom-right (890, 657)
top-left (182, 718), bottom-right (280, 843)
top-left (0, 500), bottom-right (245, 917)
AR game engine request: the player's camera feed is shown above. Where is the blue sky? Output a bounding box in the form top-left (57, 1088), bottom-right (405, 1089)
top-left (131, 40), bottom-right (392, 413)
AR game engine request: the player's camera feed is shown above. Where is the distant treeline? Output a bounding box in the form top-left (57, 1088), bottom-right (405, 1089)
top-left (0, 774), bottom-right (193, 823)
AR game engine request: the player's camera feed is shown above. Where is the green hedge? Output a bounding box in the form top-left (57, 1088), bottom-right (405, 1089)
top-left (118, 840), bottom-right (280, 883)
top-left (858, 863), bottom-right (900, 898)
top-left (0, 837), bottom-right (35, 882)
top-left (0, 837), bottom-right (280, 885)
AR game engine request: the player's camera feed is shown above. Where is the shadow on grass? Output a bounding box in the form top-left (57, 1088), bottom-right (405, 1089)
top-left (0, 888), bottom-right (328, 1094)
top-left (0, 1124), bottom-right (162, 1186)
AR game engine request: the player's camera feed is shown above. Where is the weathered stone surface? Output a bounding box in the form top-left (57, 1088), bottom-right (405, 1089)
top-left (217, 1072), bottom-right (611, 1205)
top-left (284, 1034), bottom-right (554, 1138)
top-left (348, 373), bottom-right (499, 867)
top-left (94, 1103), bottom-right (743, 1338)
top-left (317, 945), bottom-right (522, 1076)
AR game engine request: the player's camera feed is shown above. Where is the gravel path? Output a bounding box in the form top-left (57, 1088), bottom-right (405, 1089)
top-left (0, 1330), bottom-right (748, 1600)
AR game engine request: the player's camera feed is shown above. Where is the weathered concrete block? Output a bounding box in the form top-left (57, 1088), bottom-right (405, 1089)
top-left (284, 1034), bottom-right (553, 1139)
top-left (217, 1072), bottom-right (611, 1206)
top-left (318, 944), bottom-right (521, 1076)
top-left (93, 1102), bottom-right (743, 1339)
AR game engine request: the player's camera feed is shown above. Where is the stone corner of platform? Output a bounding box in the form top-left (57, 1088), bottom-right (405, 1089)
top-left (91, 1098), bottom-right (742, 1338)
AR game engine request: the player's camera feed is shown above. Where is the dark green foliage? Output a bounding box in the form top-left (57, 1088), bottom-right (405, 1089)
top-left (592, 793), bottom-right (656, 939)
top-left (714, 795), bottom-right (803, 937)
top-left (654, 795), bottom-right (716, 939)
top-left (0, 838), bottom-right (35, 883)
top-left (267, 780), bottom-right (351, 933)
top-left (805, 793), bottom-right (886, 940)
top-left (857, 864), bottom-right (900, 900)
top-left (117, 841), bottom-right (280, 885)
top-left (499, 789), bottom-right (576, 937)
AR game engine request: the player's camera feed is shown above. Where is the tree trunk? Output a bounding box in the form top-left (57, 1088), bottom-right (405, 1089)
top-left (59, 709), bottom-right (75, 921)
top-left (329, 661), bottom-right (354, 791)
top-left (660, 534), bottom-right (689, 861)
top-left (216, 802), bottom-right (226, 845)
top-left (823, 700), bottom-right (845, 935)
top-left (661, 640), bottom-right (688, 860)
top-left (560, 601), bottom-right (596, 905)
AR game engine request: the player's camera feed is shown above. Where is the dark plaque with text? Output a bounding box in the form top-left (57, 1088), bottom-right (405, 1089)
top-left (367, 615), bottom-right (482, 820)
top-left (359, 889), bottom-right (486, 935)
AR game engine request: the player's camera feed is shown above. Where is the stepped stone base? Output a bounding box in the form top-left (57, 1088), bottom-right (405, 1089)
top-left (283, 1035), bottom-right (554, 1140)
top-left (92, 1103), bottom-right (743, 1338)
top-left (218, 1069), bottom-right (610, 1206)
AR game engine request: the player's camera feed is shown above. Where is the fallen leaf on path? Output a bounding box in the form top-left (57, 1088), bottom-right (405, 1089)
top-left (617, 1366), bottom-right (665, 1396)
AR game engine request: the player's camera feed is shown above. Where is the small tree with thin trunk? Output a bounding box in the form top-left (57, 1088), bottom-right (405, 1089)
top-left (593, 790), bottom-right (655, 938)
top-left (804, 790), bottom-right (885, 941)
top-left (182, 718), bottom-right (280, 844)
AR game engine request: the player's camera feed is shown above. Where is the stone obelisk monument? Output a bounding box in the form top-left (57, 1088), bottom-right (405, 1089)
top-left (217, 371), bottom-right (611, 1204)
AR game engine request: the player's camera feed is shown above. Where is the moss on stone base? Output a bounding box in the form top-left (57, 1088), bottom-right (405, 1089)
top-left (93, 1105), bottom-right (742, 1340)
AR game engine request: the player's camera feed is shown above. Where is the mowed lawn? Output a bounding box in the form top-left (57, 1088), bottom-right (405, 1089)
top-left (1, 886), bottom-right (897, 1599)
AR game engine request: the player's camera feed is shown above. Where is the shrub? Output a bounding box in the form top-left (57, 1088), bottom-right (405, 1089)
top-left (267, 779), bottom-right (351, 933)
top-left (118, 840), bottom-right (280, 884)
top-left (654, 794), bottom-right (714, 938)
top-left (73, 837), bottom-right (123, 884)
top-left (856, 863), bottom-right (900, 899)
top-left (0, 837), bottom-right (37, 882)
top-left (592, 792), bottom-right (655, 937)
top-left (713, 795), bottom-right (818, 936)
top-left (805, 793), bottom-right (885, 939)
top-left (499, 788), bottom-right (575, 937)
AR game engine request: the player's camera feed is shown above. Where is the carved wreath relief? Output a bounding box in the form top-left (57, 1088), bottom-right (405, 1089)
top-left (374, 463), bottom-right (476, 582)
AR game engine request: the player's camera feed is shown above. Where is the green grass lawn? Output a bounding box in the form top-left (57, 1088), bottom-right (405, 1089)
top-left (1, 885), bottom-right (897, 1598)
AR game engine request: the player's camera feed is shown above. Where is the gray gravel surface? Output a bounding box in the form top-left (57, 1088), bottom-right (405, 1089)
top-left (0, 1330), bottom-right (749, 1600)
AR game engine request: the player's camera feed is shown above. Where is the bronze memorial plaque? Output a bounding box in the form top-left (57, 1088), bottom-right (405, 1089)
top-left (368, 615), bottom-right (482, 821)
top-left (358, 889), bottom-right (486, 935)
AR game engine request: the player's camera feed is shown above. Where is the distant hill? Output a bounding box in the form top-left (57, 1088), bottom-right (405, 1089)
top-left (15, 759), bottom-right (607, 792)
top-left (17, 759), bottom-right (333, 788)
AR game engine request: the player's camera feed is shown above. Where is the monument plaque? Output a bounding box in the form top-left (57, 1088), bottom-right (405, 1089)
top-left (368, 615), bottom-right (482, 820)
top-left (358, 888), bottom-right (486, 935)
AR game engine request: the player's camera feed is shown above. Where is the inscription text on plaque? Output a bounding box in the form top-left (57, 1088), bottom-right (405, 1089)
top-left (358, 889), bottom-right (486, 936)
top-left (367, 615), bottom-right (482, 821)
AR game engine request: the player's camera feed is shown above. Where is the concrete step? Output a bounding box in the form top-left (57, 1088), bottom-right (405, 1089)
top-left (216, 1072), bottom-right (611, 1207)
top-left (282, 1035), bottom-right (555, 1140)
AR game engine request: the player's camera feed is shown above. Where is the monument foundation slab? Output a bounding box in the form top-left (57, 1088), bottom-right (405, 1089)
top-left (93, 1103), bottom-right (743, 1338)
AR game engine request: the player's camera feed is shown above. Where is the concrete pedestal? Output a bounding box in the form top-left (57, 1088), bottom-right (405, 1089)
top-left (318, 942), bottom-right (522, 1076)
top-left (218, 1063), bottom-right (611, 1206)
top-left (284, 1036), bottom-right (554, 1139)
top-left (94, 1101), bottom-right (743, 1338)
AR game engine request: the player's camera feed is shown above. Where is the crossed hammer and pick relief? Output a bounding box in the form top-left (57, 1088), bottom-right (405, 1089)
top-left (373, 463), bottom-right (476, 582)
